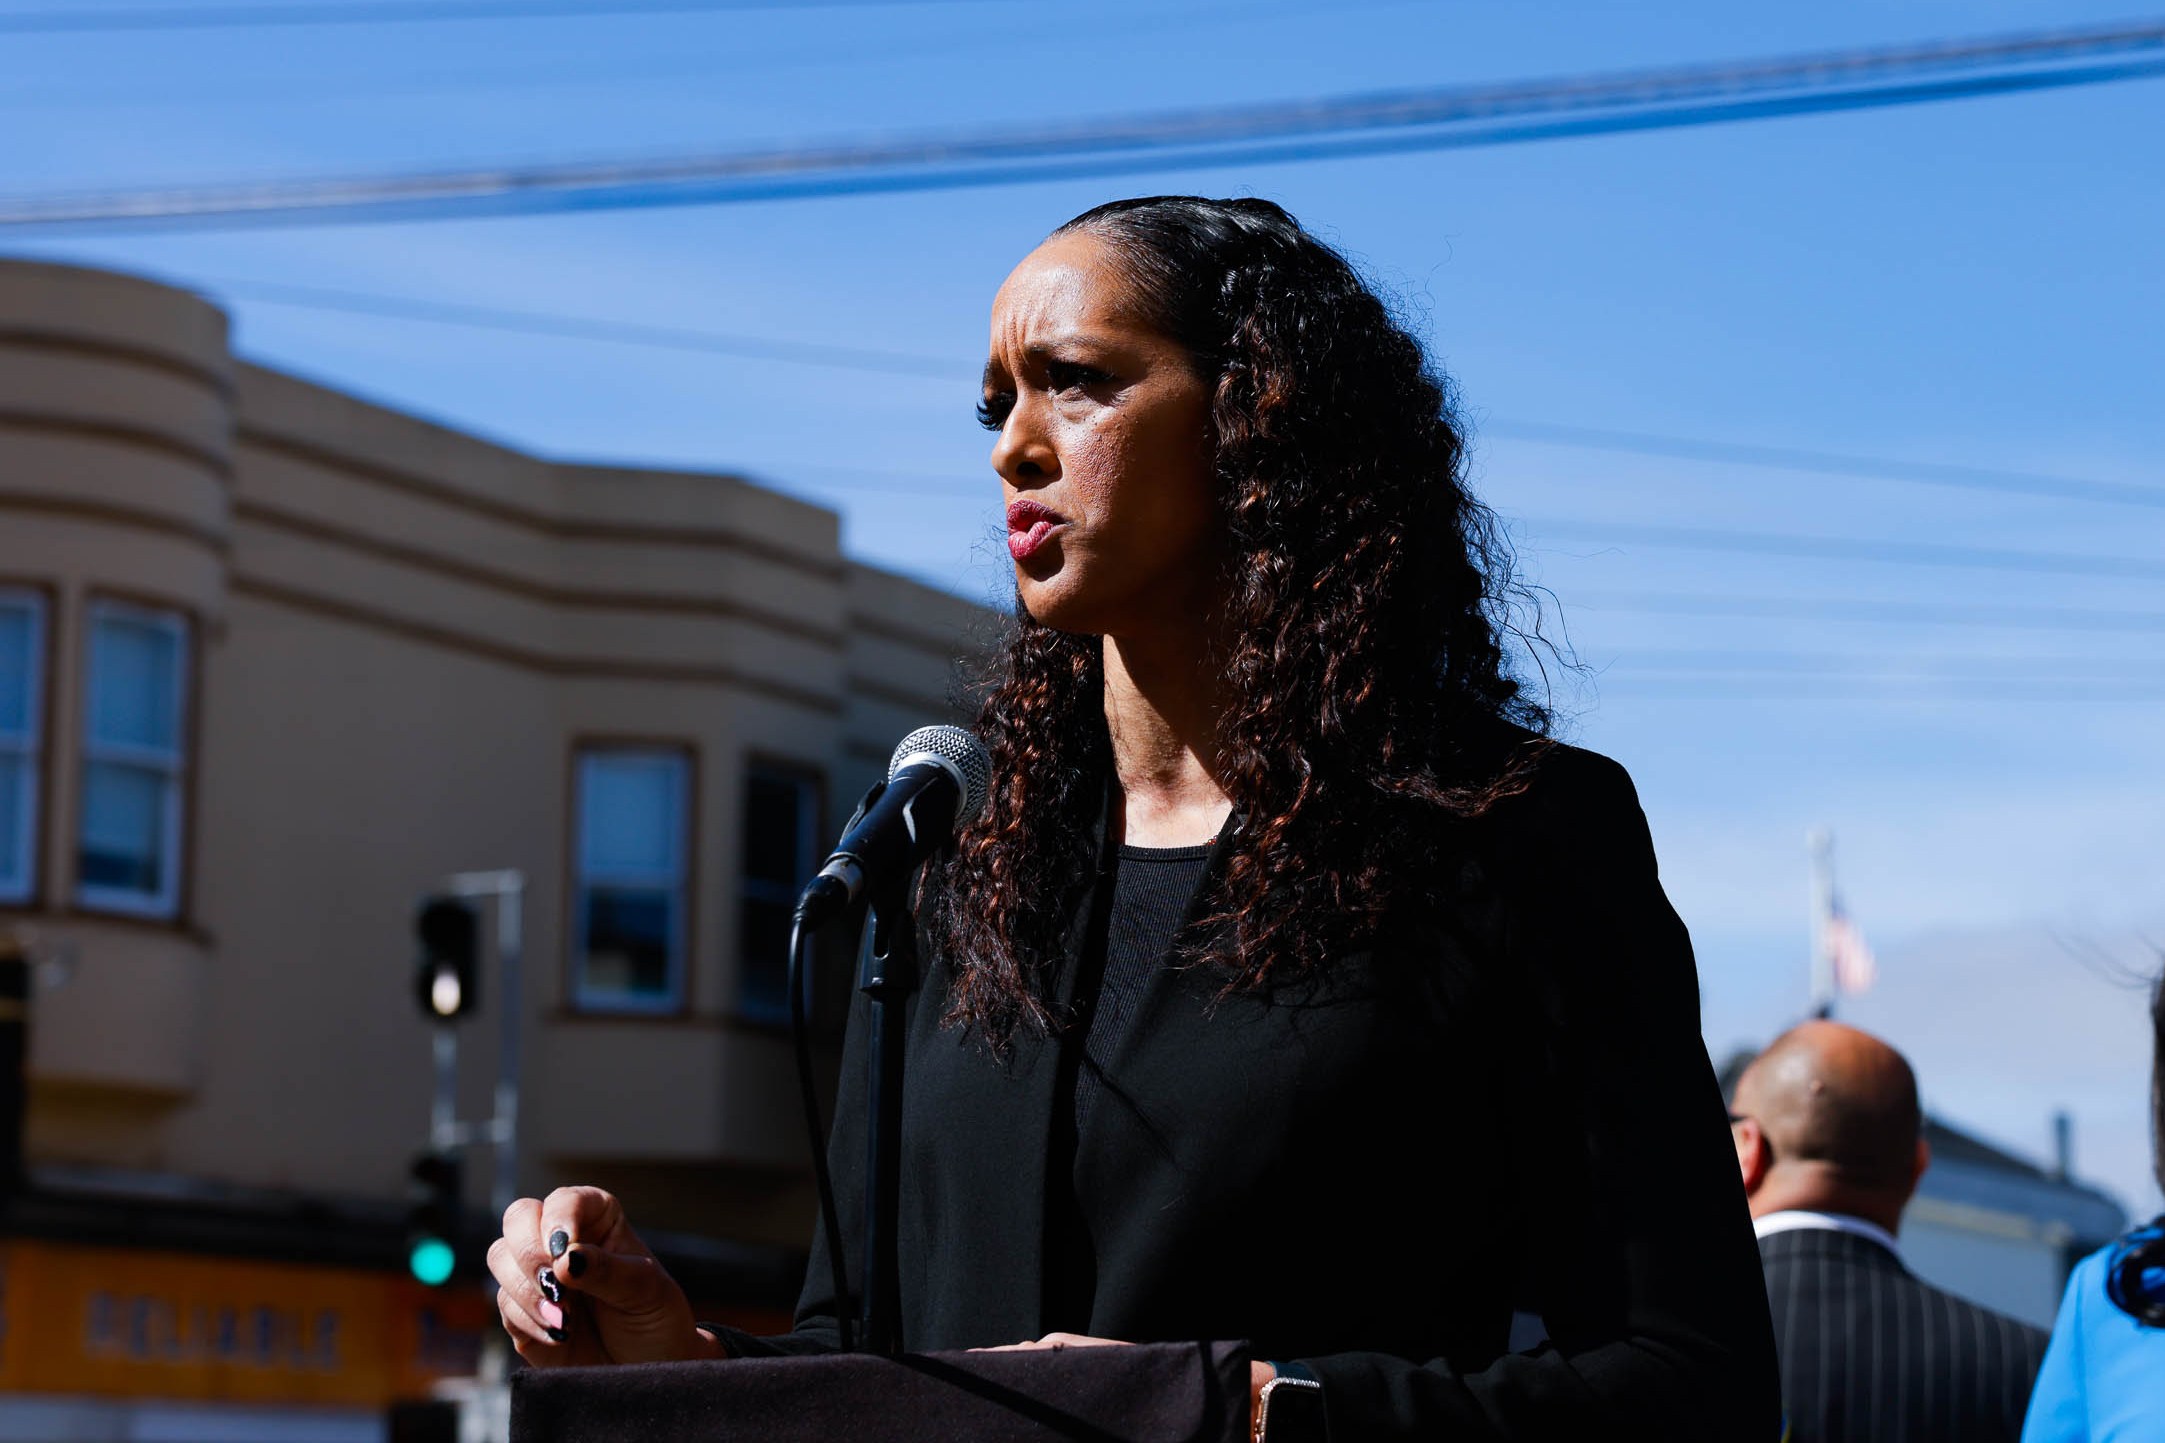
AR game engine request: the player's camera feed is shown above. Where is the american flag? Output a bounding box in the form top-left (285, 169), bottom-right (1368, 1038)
top-left (1824, 899), bottom-right (1877, 997)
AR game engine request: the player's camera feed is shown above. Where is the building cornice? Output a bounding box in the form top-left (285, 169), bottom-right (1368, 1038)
top-left (231, 575), bottom-right (847, 715)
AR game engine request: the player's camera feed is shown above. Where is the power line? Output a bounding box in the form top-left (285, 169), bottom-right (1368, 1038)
top-left (1611, 649), bottom-right (2162, 677)
top-left (1485, 419), bottom-right (2165, 510)
top-left (193, 275), bottom-right (2165, 644)
top-left (1568, 591), bottom-right (2165, 633)
top-left (214, 277), bottom-right (963, 377)
top-left (1574, 646), bottom-right (2165, 704)
top-left (731, 460), bottom-right (988, 497)
top-left (0, 0), bottom-right (1368, 109)
top-left (1528, 519), bottom-right (2165, 581)
top-left (1588, 679), bottom-right (2165, 704)
top-left (7, 19), bottom-right (2163, 231)
top-left (0, 0), bottom-right (1005, 34)
top-left (201, 277), bottom-right (2161, 519)
top-left (201, 281), bottom-right (2165, 592)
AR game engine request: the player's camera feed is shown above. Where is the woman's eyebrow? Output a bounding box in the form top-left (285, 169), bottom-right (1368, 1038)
top-left (984, 336), bottom-right (1123, 389)
top-left (1026, 336), bottom-right (1115, 360)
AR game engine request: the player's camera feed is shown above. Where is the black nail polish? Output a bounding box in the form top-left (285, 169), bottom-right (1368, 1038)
top-left (548, 1229), bottom-right (569, 1258)
top-left (567, 1247), bottom-right (589, 1280)
top-left (547, 1325), bottom-right (566, 1344)
top-left (536, 1266), bottom-right (562, 1304)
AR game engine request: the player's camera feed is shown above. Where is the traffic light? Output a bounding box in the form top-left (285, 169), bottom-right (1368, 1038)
top-left (413, 897), bottom-right (479, 1023)
top-left (406, 1150), bottom-right (461, 1287)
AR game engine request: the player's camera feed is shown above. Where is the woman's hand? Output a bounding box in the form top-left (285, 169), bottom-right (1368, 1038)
top-left (976, 1335), bottom-right (1275, 1435)
top-left (975, 1331), bottom-right (1132, 1353)
top-left (487, 1185), bottom-right (727, 1368)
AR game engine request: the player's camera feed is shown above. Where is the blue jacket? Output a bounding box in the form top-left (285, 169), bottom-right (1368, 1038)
top-left (2023, 1239), bottom-right (2165, 1441)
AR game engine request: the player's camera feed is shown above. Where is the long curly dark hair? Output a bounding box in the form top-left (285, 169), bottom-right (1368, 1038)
top-left (927, 195), bottom-right (1549, 1049)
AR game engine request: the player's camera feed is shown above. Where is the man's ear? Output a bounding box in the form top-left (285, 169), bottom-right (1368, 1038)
top-left (1734, 1118), bottom-right (1770, 1195)
top-left (1911, 1135), bottom-right (1932, 1193)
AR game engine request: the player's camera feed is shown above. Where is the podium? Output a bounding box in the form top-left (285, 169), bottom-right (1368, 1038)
top-left (510, 1340), bottom-right (1250, 1443)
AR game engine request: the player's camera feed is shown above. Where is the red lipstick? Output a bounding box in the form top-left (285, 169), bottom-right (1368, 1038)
top-left (1005, 498), bottom-right (1065, 562)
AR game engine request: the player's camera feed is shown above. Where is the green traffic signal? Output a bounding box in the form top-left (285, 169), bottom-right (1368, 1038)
top-left (408, 1236), bottom-right (456, 1287)
top-left (406, 1150), bottom-right (462, 1287)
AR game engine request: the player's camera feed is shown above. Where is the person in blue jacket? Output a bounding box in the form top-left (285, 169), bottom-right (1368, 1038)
top-left (2023, 970), bottom-right (2165, 1441)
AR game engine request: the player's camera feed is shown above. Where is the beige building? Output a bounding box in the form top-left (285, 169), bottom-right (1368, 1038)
top-left (0, 257), bottom-right (991, 1429)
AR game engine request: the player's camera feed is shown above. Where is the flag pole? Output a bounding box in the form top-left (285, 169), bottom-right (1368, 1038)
top-left (1807, 828), bottom-right (1835, 1019)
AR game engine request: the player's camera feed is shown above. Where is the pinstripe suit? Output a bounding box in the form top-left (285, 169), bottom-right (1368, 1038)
top-left (1761, 1224), bottom-right (2048, 1443)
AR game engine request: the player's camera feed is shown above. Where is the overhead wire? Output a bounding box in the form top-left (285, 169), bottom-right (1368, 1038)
top-left (1524, 519), bottom-right (2165, 581)
top-left (203, 275), bottom-right (2165, 514)
top-left (214, 277), bottom-right (964, 377)
top-left (1606, 649), bottom-right (2163, 677)
top-left (1484, 419), bottom-right (2165, 510)
top-left (204, 278), bottom-right (2165, 609)
top-left (1568, 592), bottom-right (2165, 634)
top-left (0, 0), bottom-right (1385, 109)
top-left (1584, 679), bottom-right (2165, 704)
top-left (1565, 645), bottom-right (2165, 703)
top-left (0, 0), bottom-right (1014, 34)
top-left (181, 330), bottom-right (2164, 697)
top-left (7, 19), bottom-right (2165, 231)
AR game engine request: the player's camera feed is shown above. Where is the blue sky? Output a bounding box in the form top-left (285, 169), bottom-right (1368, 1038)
top-left (8, 0), bottom-right (2162, 1213)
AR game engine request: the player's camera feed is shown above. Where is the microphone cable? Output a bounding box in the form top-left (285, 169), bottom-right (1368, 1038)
top-left (788, 909), bottom-right (855, 1353)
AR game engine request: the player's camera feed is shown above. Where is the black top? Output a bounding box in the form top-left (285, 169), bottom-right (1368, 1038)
top-left (1048, 841), bottom-right (1215, 1332)
top-left (1758, 1226), bottom-right (2047, 1443)
top-left (1077, 842), bottom-right (1215, 1133)
top-left (715, 736), bottom-right (1782, 1441)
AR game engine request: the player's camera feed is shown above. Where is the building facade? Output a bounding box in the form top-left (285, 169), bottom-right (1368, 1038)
top-left (1902, 1117), bottom-right (2128, 1330)
top-left (0, 257), bottom-right (992, 1435)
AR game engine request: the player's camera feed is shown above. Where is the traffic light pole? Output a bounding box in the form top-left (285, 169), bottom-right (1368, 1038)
top-left (431, 870), bottom-right (524, 1443)
top-left (444, 869), bottom-right (524, 1217)
top-left (413, 871), bottom-right (525, 1257)
top-left (431, 1027), bottom-right (460, 1152)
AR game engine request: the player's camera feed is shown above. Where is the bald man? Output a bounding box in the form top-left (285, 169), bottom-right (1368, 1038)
top-left (1732, 1021), bottom-right (2046, 1443)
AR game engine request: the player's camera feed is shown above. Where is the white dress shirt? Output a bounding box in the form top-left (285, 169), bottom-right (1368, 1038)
top-left (1752, 1207), bottom-right (1902, 1259)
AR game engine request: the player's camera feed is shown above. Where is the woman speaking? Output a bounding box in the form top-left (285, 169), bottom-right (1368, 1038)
top-left (490, 196), bottom-right (1781, 1439)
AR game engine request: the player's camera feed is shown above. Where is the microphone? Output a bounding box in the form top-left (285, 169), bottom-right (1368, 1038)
top-left (795, 725), bottom-right (991, 927)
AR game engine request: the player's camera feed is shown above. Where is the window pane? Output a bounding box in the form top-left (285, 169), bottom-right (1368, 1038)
top-left (737, 896), bottom-right (793, 1021)
top-left (0, 754), bottom-right (27, 897)
top-left (581, 753), bottom-right (684, 876)
top-left (741, 771), bottom-right (810, 887)
top-left (581, 886), bottom-right (677, 1001)
top-left (79, 760), bottom-right (168, 896)
top-left (89, 614), bottom-right (181, 753)
top-left (0, 603), bottom-right (34, 738)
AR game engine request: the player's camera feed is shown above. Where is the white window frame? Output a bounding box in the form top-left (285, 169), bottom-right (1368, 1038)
top-left (736, 761), bottom-right (821, 1027)
top-left (75, 599), bottom-right (190, 920)
top-left (570, 746), bottom-right (691, 1016)
top-left (0, 588), bottom-right (47, 907)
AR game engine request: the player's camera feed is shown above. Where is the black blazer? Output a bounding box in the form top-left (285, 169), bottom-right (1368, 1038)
top-left (718, 740), bottom-right (1781, 1440)
top-left (1759, 1225), bottom-right (2047, 1443)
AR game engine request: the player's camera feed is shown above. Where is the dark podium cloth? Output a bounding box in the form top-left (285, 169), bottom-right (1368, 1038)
top-left (1760, 1226), bottom-right (2047, 1443)
top-left (715, 734), bottom-right (1780, 1441)
top-left (510, 1339), bottom-right (1250, 1443)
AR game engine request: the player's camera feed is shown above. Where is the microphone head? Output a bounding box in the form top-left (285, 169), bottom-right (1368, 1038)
top-left (888, 725), bottom-right (992, 828)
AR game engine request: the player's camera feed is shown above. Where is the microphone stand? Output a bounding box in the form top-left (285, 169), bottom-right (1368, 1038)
top-left (797, 743), bottom-right (975, 1358)
top-left (857, 880), bottom-right (920, 1356)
